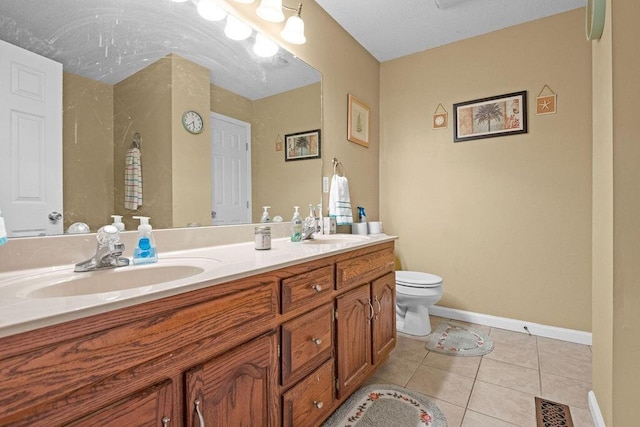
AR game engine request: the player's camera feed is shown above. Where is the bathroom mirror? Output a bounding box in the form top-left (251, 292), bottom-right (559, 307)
top-left (0, 0), bottom-right (322, 236)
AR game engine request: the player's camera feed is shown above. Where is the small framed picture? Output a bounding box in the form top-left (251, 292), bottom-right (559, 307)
top-left (347, 94), bottom-right (370, 147)
top-left (453, 91), bottom-right (527, 142)
top-left (285, 129), bottom-right (321, 161)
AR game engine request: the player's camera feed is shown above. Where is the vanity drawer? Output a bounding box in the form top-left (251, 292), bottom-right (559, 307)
top-left (282, 358), bottom-right (335, 427)
top-left (336, 247), bottom-right (394, 290)
top-left (281, 265), bottom-right (333, 314)
top-left (281, 303), bottom-right (334, 387)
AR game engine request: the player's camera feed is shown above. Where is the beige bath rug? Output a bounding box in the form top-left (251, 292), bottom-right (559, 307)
top-left (425, 321), bottom-right (494, 356)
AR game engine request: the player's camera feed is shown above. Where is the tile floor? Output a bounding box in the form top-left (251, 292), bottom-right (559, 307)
top-left (365, 316), bottom-right (594, 427)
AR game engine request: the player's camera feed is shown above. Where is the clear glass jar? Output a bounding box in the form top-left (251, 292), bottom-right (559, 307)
top-left (254, 226), bottom-right (271, 250)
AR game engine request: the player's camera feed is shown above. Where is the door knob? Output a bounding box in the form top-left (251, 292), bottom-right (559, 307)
top-left (48, 211), bottom-right (62, 222)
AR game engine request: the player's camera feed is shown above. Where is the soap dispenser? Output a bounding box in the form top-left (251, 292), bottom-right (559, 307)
top-left (132, 216), bottom-right (157, 264)
top-left (260, 206), bottom-right (271, 223)
top-left (110, 215), bottom-right (125, 232)
top-left (290, 206), bottom-right (302, 242)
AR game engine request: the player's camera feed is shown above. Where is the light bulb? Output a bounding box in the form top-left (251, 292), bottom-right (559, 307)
top-left (256, 0), bottom-right (284, 23)
top-left (224, 15), bottom-right (252, 40)
top-left (253, 33), bottom-right (279, 57)
top-left (197, 0), bottom-right (227, 21)
top-left (281, 14), bottom-right (306, 44)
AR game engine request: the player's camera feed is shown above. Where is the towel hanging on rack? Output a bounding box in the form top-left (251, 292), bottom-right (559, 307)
top-left (329, 173), bottom-right (353, 225)
top-left (124, 147), bottom-right (142, 210)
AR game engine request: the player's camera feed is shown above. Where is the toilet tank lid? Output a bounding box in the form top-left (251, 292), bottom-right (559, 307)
top-left (396, 271), bottom-right (443, 286)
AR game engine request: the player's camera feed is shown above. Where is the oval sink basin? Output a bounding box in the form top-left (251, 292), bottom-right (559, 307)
top-left (14, 257), bottom-right (221, 299)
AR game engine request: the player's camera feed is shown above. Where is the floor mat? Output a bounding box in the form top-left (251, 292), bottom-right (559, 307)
top-left (322, 383), bottom-right (447, 427)
top-left (535, 397), bottom-right (574, 427)
top-left (424, 321), bottom-right (494, 357)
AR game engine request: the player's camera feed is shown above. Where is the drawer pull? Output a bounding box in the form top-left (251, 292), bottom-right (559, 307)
top-left (311, 284), bottom-right (323, 292)
top-left (312, 337), bottom-right (322, 345)
top-left (162, 416), bottom-right (171, 427)
top-left (314, 400), bottom-right (324, 409)
top-left (195, 399), bottom-right (205, 427)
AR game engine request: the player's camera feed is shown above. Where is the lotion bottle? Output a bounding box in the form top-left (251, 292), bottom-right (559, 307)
top-left (0, 209), bottom-right (7, 247)
top-left (260, 206), bottom-right (271, 223)
top-left (132, 216), bottom-right (157, 264)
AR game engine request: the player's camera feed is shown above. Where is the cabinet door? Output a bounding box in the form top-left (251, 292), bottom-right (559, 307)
top-left (185, 332), bottom-right (279, 427)
top-left (372, 272), bottom-right (396, 365)
top-left (336, 284), bottom-right (372, 399)
top-left (68, 380), bottom-right (173, 427)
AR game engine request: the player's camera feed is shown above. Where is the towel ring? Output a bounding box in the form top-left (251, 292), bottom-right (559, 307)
top-left (332, 157), bottom-right (345, 176)
top-left (132, 133), bottom-right (141, 149)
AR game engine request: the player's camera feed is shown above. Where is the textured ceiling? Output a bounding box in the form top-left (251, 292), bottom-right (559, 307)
top-left (316, 0), bottom-right (587, 62)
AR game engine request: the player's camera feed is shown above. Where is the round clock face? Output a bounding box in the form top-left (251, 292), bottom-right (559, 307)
top-left (182, 110), bottom-right (204, 134)
top-left (586, 0), bottom-right (605, 41)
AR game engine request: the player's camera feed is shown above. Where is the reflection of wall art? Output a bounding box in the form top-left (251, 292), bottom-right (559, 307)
top-left (433, 103), bottom-right (448, 129)
top-left (453, 91), bottom-right (527, 142)
top-left (347, 94), bottom-right (370, 147)
top-left (285, 129), bottom-right (321, 161)
top-left (536, 84), bottom-right (557, 115)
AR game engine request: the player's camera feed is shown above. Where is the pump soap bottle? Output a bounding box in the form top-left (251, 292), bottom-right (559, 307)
top-left (260, 206), bottom-right (271, 223)
top-left (290, 206), bottom-right (302, 242)
top-left (111, 215), bottom-right (125, 231)
top-left (132, 216), bottom-right (158, 264)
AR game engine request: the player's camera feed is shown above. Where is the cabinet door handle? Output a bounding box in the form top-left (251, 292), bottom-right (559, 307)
top-left (161, 416), bottom-right (171, 427)
top-left (367, 299), bottom-right (374, 321)
top-left (311, 284), bottom-right (322, 292)
top-left (312, 337), bottom-right (322, 345)
top-left (195, 399), bottom-right (205, 427)
top-left (374, 295), bottom-right (381, 319)
top-left (314, 400), bottom-right (324, 409)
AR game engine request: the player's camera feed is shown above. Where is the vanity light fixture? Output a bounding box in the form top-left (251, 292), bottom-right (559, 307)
top-left (253, 33), bottom-right (279, 57)
top-left (225, 14), bottom-right (253, 40)
top-left (233, 0), bottom-right (255, 3)
top-left (255, 1), bottom-right (306, 44)
top-left (197, 0), bottom-right (227, 21)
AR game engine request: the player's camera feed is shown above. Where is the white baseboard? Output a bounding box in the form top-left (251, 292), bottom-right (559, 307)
top-left (588, 391), bottom-right (606, 427)
top-left (429, 305), bottom-right (592, 346)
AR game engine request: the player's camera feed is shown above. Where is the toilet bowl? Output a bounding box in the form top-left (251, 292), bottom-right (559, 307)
top-left (395, 271), bottom-right (443, 336)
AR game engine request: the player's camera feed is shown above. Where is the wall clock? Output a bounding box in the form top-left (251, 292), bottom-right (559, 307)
top-left (585, 0), bottom-right (605, 41)
top-left (182, 110), bottom-right (204, 134)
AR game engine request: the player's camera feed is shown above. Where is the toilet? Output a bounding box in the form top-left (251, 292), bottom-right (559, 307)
top-left (395, 271), bottom-right (444, 336)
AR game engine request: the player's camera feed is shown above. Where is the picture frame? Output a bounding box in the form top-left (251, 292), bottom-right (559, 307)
top-left (453, 91), bottom-right (527, 142)
top-left (284, 129), bottom-right (321, 161)
top-left (347, 94), bottom-right (370, 147)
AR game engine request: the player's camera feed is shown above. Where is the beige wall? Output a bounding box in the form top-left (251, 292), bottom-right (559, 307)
top-left (63, 73), bottom-right (114, 232)
top-left (592, 0), bottom-right (640, 425)
top-left (114, 57), bottom-right (173, 230)
top-left (252, 83), bottom-right (322, 221)
top-left (379, 10), bottom-right (592, 331)
top-left (171, 55), bottom-right (212, 228)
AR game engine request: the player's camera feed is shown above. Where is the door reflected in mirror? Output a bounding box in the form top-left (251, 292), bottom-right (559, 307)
top-left (0, 0), bottom-right (322, 237)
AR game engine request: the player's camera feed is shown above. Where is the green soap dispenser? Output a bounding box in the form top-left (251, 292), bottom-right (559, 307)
top-left (132, 216), bottom-right (158, 264)
top-left (290, 206), bottom-right (302, 242)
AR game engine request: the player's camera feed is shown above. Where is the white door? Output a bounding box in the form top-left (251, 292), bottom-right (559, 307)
top-left (0, 40), bottom-right (63, 237)
top-left (210, 112), bottom-right (252, 225)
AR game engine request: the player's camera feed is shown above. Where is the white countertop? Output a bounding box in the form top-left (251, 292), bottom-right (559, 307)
top-left (0, 234), bottom-right (396, 338)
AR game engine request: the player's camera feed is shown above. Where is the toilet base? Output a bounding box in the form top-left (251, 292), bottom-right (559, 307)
top-left (396, 304), bottom-right (432, 336)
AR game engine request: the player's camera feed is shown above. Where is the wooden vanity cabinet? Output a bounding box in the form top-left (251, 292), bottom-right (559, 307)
top-left (0, 240), bottom-right (395, 427)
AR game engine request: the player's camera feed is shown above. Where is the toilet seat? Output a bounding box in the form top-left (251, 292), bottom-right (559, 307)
top-left (396, 271), bottom-right (442, 288)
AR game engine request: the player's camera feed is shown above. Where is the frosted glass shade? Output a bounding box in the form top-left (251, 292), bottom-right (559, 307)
top-left (253, 33), bottom-right (279, 57)
top-left (256, 0), bottom-right (285, 23)
top-left (197, 0), bottom-right (227, 21)
top-left (224, 15), bottom-right (252, 40)
top-left (233, 0), bottom-right (255, 3)
top-left (281, 15), bottom-right (306, 44)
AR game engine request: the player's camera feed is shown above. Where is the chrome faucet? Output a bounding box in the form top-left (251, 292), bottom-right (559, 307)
top-left (302, 204), bottom-right (321, 240)
top-left (74, 225), bottom-right (130, 272)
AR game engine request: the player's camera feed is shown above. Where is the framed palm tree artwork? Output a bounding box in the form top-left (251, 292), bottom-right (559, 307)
top-left (453, 91), bottom-right (527, 142)
top-left (285, 129), bottom-right (321, 161)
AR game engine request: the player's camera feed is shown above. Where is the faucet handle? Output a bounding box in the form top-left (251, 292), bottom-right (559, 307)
top-left (96, 225), bottom-right (120, 245)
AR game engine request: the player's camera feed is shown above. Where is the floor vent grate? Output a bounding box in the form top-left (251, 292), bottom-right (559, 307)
top-left (535, 397), bottom-right (574, 427)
